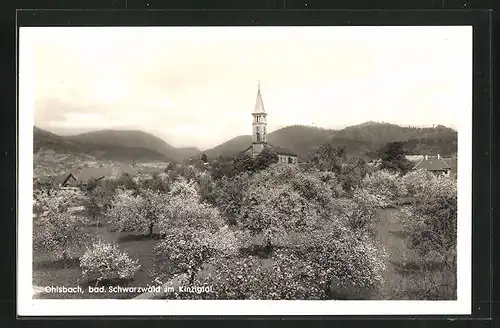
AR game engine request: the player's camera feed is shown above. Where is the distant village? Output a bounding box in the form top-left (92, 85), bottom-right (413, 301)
top-left (369, 153), bottom-right (457, 177)
top-left (33, 151), bottom-right (457, 190)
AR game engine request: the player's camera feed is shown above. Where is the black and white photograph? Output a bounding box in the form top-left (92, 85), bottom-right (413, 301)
top-left (18, 26), bottom-right (472, 316)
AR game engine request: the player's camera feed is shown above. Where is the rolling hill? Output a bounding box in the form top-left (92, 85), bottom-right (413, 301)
top-left (34, 121), bottom-right (458, 166)
top-left (202, 125), bottom-right (338, 160)
top-left (66, 129), bottom-right (200, 163)
top-left (332, 122), bottom-right (456, 147)
top-left (34, 127), bottom-right (198, 163)
top-left (200, 122), bottom-right (457, 161)
top-left (402, 134), bottom-right (458, 157)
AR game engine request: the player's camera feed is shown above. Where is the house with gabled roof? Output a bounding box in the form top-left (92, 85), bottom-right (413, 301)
top-left (240, 82), bottom-right (298, 164)
top-left (412, 154), bottom-right (452, 176)
top-left (60, 167), bottom-right (114, 187)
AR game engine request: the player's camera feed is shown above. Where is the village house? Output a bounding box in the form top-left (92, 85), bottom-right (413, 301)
top-left (241, 83), bottom-right (298, 163)
top-left (60, 166), bottom-right (115, 187)
top-left (412, 154), bottom-right (456, 177)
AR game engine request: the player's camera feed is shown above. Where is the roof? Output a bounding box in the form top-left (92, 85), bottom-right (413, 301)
top-left (239, 144), bottom-right (297, 157)
top-left (406, 155), bottom-right (424, 162)
top-left (267, 144), bottom-right (297, 157)
top-left (253, 85), bottom-right (266, 114)
top-left (73, 167), bottom-right (114, 183)
top-left (413, 157), bottom-right (451, 171)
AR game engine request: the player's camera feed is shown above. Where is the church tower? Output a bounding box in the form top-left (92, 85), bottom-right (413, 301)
top-left (251, 82), bottom-right (267, 158)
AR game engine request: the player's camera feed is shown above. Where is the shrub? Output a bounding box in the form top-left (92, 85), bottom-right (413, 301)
top-left (80, 240), bottom-right (141, 286)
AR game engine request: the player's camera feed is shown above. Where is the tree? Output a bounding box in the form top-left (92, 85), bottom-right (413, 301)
top-left (232, 153), bottom-right (255, 174)
top-left (193, 158), bottom-right (207, 170)
top-left (212, 173), bottom-right (251, 224)
top-left (153, 192), bottom-right (229, 284)
top-left (285, 228), bottom-right (388, 299)
top-left (361, 169), bottom-right (406, 207)
top-left (201, 153), bottom-right (208, 163)
top-left (33, 188), bottom-right (91, 263)
top-left (106, 189), bottom-right (170, 238)
top-left (400, 169), bottom-right (436, 199)
top-left (396, 175), bottom-right (457, 300)
top-left (238, 183), bottom-right (320, 252)
top-left (378, 141), bottom-right (413, 175)
top-left (195, 171), bottom-right (216, 204)
top-left (210, 158), bottom-right (234, 180)
top-left (80, 240), bottom-right (141, 286)
top-left (254, 148), bottom-right (278, 171)
top-left (188, 226), bottom-right (387, 300)
top-left (164, 162), bottom-right (174, 172)
top-left (83, 187), bottom-right (103, 226)
top-left (307, 143), bottom-right (345, 174)
top-left (339, 156), bottom-right (368, 193)
top-left (106, 189), bottom-right (147, 234)
top-left (115, 173), bottom-right (139, 192)
top-left (398, 175), bottom-right (457, 264)
top-left (329, 189), bottom-right (380, 236)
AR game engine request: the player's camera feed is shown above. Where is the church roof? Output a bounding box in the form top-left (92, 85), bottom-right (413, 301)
top-left (267, 144), bottom-right (297, 157)
top-left (253, 85), bottom-right (266, 114)
top-left (239, 144), bottom-right (297, 157)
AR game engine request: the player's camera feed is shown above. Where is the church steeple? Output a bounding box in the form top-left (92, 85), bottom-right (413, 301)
top-left (253, 81), bottom-right (265, 114)
top-left (251, 81), bottom-right (268, 158)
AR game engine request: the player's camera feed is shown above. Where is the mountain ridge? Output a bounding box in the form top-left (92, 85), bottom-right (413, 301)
top-left (34, 127), bottom-right (199, 163)
top-left (34, 121), bottom-right (458, 164)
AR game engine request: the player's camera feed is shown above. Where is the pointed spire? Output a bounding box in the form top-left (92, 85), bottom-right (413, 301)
top-left (253, 81), bottom-right (265, 114)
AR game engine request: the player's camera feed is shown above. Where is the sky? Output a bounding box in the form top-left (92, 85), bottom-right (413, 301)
top-left (23, 26), bottom-right (472, 150)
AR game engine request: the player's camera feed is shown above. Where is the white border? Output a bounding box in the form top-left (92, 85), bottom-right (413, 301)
top-left (17, 26), bottom-right (472, 316)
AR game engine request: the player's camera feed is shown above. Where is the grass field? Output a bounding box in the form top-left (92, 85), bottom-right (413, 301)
top-left (33, 224), bottom-right (160, 299)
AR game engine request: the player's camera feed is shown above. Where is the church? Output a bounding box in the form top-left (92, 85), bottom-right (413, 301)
top-left (241, 83), bottom-right (298, 164)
